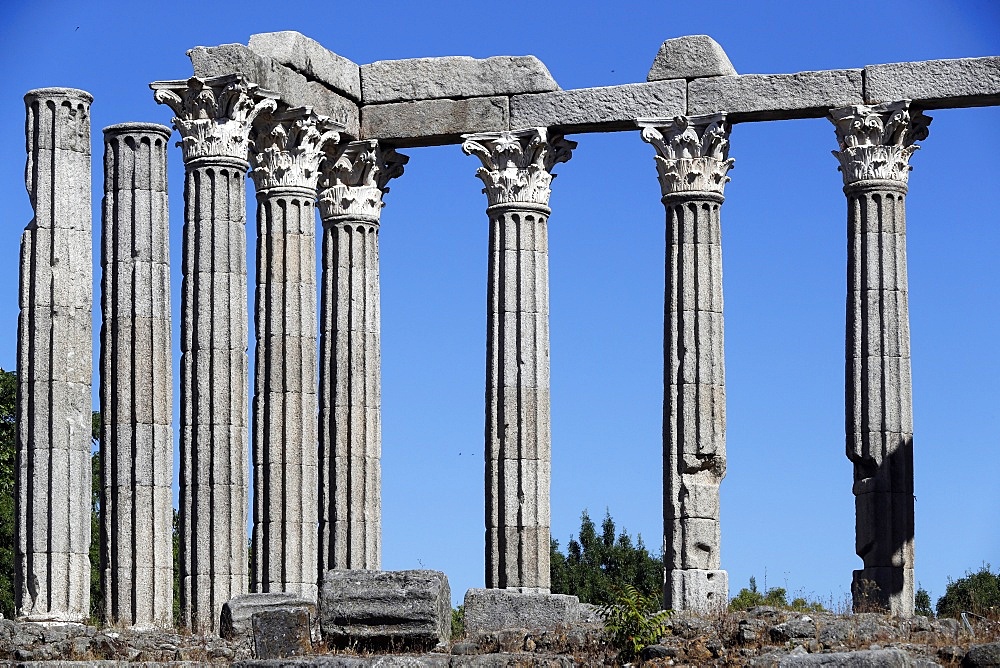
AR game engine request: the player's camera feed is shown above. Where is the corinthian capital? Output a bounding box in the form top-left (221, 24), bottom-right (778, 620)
top-left (317, 140), bottom-right (409, 222)
top-left (461, 128), bottom-right (576, 208)
top-left (638, 114), bottom-right (734, 198)
top-left (150, 74), bottom-right (279, 163)
top-left (249, 108), bottom-right (342, 193)
top-left (830, 101), bottom-right (931, 186)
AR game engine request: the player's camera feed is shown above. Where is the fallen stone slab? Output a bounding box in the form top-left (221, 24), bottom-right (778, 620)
top-left (462, 588), bottom-right (581, 634)
top-left (510, 80), bottom-right (686, 133)
top-left (220, 592), bottom-right (316, 641)
top-left (648, 35), bottom-right (737, 81)
top-left (775, 647), bottom-right (927, 666)
top-left (188, 43), bottom-right (360, 138)
top-left (319, 569), bottom-right (451, 651)
top-left (361, 97), bottom-right (509, 147)
top-left (361, 56), bottom-right (557, 104)
top-left (964, 642), bottom-right (1000, 667)
top-left (252, 608), bottom-right (312, 660)
top-left (864, 56), bottom-right (1000, 109)
top-left (249, 31), bottom-right (362, 101)
top-left (687, 69), bottom-right (864, 121)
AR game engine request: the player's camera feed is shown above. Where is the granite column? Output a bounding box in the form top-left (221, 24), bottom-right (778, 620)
top-left (640, 114), bottom-right (733, 612)
top-left (17, 87), bottom-right (94, 623)
top-left (152, 75), bottom-right (277, 631)
top-left (317, 140), bottom-right (407, 572)
top-left (99, 123), bottom-right (174, 628)
top-left (830, 101), bottom-right (930, 617)
top-left (462, 128), bottom-right (575, 592)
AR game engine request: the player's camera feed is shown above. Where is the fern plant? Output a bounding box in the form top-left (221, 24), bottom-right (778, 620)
top-left (599, 583), bottom-right (671, 661)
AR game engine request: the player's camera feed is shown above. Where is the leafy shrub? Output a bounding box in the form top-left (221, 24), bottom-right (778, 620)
top-left (915, 586), bottom-right (934, 617)
top-left (936, 564), bottom-right (1000, 619)
top-left (599, 583), bottom-right (670, 662)
top-left (730, 576), bottom-right (825, 612)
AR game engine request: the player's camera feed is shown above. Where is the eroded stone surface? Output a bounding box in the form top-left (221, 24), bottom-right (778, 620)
top-left (865, 56), bottom-right (1000, 109)
top-left (249, 31), bottom-right (361, 100)
top-left (647, 35), bottom-right (737, 81)
top-left (463, 589), bottom-right (581, 634)
top-left (361, 56), bottom-right (557, 104)
top-left (688, 69), bottom-right (864, 120)
top-left (362, 97), bottom-right (509, 147)
top-left (222, 592), bottom-right (316, 641)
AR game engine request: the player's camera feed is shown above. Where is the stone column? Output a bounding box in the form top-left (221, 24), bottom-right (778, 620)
top-left (16, 87), bottom-right (94, 623)
top-left (317, 140), bottom-right (407, 572)
top-left (462, 128), bottom-right (575, 592)
top-left (249, 109), bottom-right (339, 600)
top-left (151, 75), bottom-right (277, 632)
top-left (99, 123), bottom-right (174, 628)
top-left (830, 101), bottom-right (930, 617)
top-left (639, 114), bottom-right (733, 612)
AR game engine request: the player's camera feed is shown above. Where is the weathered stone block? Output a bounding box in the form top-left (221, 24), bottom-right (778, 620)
top-left (319, 569), bottom-right (450, 650)
top-left (688, 69), bottom-right (864, 121)
top-left (361, 56), bottom-right (557, 104)
top-left (463, 589), bottom-right (580, 633)
top-left (361, 97), bottom-right (508, 147)
top-left (648, 35), bottom-right (737, 81)
top-left (220, 592), bottom-right (315, 640)
top-left (665, 569), bottom-right (728, 613)
top-left (252, 609), bottom-right (312, 660)
top-left (864, 56), bottom-right (1000, 109)
top-left (248, 31), bottom-right (362, 100)
top-left (510, 80), bottom-right (686, 133)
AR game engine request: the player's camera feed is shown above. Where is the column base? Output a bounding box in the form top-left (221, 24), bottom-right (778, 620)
top-left (852, 567), bottom-right (914, 616)
top-left (665, 569), bottom-right (728, 613)
top-left (463, 588), bottom-right (581, 633)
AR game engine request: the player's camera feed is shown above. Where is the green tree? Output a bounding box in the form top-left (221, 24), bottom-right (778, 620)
top-left (0, 369), bottom-right (17, 619)
top-left (915, 586), bottom-right (933, 617)
top-left (936, 564), bottom-right (1000, 619)
top-left (550, 509), bottom-right (662, 606)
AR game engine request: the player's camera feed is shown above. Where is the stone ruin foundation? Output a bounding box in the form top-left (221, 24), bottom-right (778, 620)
top-left (11, 31), bottom-right (1000, 646)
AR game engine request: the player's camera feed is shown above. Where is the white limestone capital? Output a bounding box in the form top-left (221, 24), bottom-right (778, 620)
top-left (461, 128), bottom-right (576, 208)
top-left (830, 100), bottom-right (931, 186)
top-left (317, 140), bottom-right (408, 222)
top-left (638, 114), bottom-right (734, 198)
top-left (250, 108), bottom-right (342, 193)
top-left (150, 75), bottom-right (279, 164)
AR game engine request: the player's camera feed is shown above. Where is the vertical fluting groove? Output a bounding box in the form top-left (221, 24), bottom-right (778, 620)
top-left (100, 124), bottom-right (173, 628)
top-left (17, 89), bottom-right (93, 623)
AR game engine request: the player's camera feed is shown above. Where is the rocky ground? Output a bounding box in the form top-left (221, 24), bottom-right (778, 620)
top-left (0, 606), bottom-right (998, 666)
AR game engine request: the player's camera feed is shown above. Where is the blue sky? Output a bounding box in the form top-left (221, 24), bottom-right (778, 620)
top-left (1, 0), bottom-right (998, 609)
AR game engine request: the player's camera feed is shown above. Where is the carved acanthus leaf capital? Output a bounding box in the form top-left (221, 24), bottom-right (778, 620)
top-left (638, 114), bottom-right (734, 197)
top-left (249, 108), bottom-right (342, 192)
top-left (830, 101), bottom-right (931, 186)
top-left (317, 140), bottom-right (409, 221)
top-left (461, 128), bottom-right (576, 208)
top-left (150, 75), bottom-right (279, 163)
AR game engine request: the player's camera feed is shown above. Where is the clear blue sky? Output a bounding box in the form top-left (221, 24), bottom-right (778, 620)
top-left (1, 0), bottom-right (998, 609)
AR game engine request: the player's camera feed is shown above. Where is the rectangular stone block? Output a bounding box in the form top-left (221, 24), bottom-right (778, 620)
top-left (865, 56), bottom-right (1000, 109)
top-left (360, 97), bottom-right (509, 148)
top-left (664, 569), bottom-right (728, 613)
top-left (320, 569), bottom-right (450, 650)
top-left (249, 31), bottom-right (361, 100)
top-left (221, 591), bottom-right (315, 640)
top-left (463, 588), bottom-right (580, 633)
top-left (361, 56), bottom-right (557, 104)
top-left (688, 69), bottom-right (864, 121)
top-left (510, 80), bottom-right (686, 133)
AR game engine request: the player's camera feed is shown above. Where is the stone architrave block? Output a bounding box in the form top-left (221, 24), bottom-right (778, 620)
top-left (248, 31), bottom-right (362, 100)
top-left (647, 35), bottom-right (737, 81)
top-left (252, 609), bottom-right (313, 660)
top-left (319, 570), bottom-right (451, 650)
top-left (864, 56), bottom-right (1000, 109)
top-left (188, 44), bottom-right (359, 138)
top-left (360, 97), bottom-right (509, 147)
top-left (361, 56), bottom-right (557, 104)
top-left (462, 589), bottom-right (581, 633)
top-left (220, 592), bottom-right (316, 641)
top-left (688, 69), bottom-right (864, 121)
top-left (510, 80), bottom-right (686, 133)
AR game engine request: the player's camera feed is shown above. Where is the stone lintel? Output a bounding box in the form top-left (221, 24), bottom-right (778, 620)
top-left (360, 97), bottom-right (509, 148)
top-left (248, 31), bottom-right (362, 101)
top-left (864, 56), bottom-right (1000, 109)
top-left (648, 35), bottom-right (737, 81)
top-left (361, 56), bottom-right (557, 104)
top-left (187, 43), bottom-right (360, 138)
top-left (688, 69), bottom-right (864, 121)
top-left (463, 589), bottom-right (581, 633)
top-left (511, 80), bottom-right (686, 133)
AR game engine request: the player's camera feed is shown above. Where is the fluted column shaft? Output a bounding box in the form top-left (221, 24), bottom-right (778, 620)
top-left (831, 101), bottom-right (930, 617)
top-left (640, 115), bottom-right (733, 612)
top-left (318, 140), bottom-right (406, 573)
top-left (152, 75), bottom-right (277, 631)
top-left (16, 87), bottom-right (94, 623)
top-left (100, 123), bottom-right (174, 628)
top-left (462, 128), bottom-right (574, 592)
top-left (250, 110), bottom-right (338, 600)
